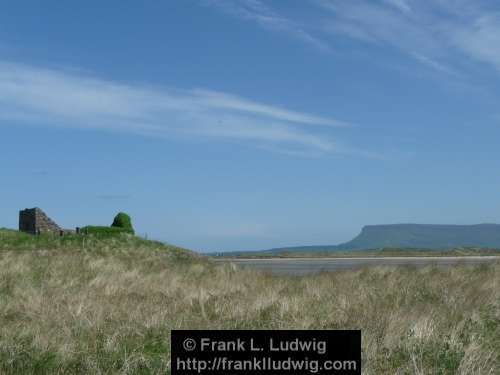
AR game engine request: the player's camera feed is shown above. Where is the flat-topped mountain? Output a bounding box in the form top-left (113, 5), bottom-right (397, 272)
top-left (336, 224), bottom-right (500, 250)
top-left (238, 223), bottom-right (500, 256)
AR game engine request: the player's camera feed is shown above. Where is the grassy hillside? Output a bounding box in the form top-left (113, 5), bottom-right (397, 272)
top-left (0, 228), bottom-right (194, 257)
top-left (0, 229), bottom-right (499, 374)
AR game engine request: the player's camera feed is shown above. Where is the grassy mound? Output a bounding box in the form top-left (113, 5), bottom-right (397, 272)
top-left (0, 228), bottom-right (196, 260)
top-left (0, 228), bottom-right (499, 374)
top-left (81, 225), bottom-right (132, 236)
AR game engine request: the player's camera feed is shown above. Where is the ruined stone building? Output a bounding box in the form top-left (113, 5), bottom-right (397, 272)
top-left (19, 207), bottom-right (62, 234)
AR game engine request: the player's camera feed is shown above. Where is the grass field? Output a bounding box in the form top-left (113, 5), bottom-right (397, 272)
top-left (0, 229), bottom-right (499, 374)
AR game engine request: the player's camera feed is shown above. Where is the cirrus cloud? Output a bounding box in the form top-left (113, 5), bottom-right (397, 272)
top-left (0, 61), bottom-right (362, 156)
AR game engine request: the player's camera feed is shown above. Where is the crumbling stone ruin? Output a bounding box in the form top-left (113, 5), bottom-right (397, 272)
top-left (19, 207), bottom-right (62, 235)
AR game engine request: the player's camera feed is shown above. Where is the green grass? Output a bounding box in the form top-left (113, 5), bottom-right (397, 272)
top-left (0, 228), bottom-right (193, 258)
top-left (0, 228), bottom-right (499, 374)
top-left (81, 225), bottom-right (134, 236)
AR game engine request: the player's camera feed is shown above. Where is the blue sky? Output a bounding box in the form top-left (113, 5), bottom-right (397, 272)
top-left (1, 0), bottom-right (500, 252)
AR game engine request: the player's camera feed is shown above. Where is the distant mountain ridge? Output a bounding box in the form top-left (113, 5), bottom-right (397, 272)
top-left (336, 223), bottom-right (500, 250)
top-left (247, 223), bottom-right (500, 255)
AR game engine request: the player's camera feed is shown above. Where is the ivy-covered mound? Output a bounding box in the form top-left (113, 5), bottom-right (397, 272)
top-left (82, 212), bottom-right (135, 236)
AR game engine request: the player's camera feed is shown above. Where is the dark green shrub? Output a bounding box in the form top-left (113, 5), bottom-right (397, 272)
top-left (81, 226), bottom-right (130, 236)
top-left (111, 212), bottom-right (134, 234)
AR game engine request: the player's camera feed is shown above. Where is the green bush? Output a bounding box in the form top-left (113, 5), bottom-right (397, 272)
top-left (81, 226), bottom-right (130, 236)
top-left (111, 212), bottom-right (134, 234)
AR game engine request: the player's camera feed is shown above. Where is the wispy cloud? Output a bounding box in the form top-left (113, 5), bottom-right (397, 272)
top-left (190, 89), bottom-right (349, 127)
top-left (316, 0), bottom-right (500, 76)
top-left (203, 0), bottom-right (330, 51)
top-left (383, 0), bottom-right (412, 14)
top-left (318, 1), bottom-right (445, 68)
top-left (204, 0), bottom-right (500, 78)
top-left (0, 61), bottom-right (360, 156)
top-left (411, 53), bottom-right (459, 76)
top-left (452, 14), bottom-right (500, 72)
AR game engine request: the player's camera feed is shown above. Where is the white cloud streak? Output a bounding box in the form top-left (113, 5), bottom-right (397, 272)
top-left (317, 0), bottom-right (500, 76)
top-left (452, 14), bottom-right (500, 72)
top-left (205, 0), bottom-right (500, 77)
top-left (383, 0), bottom-right (412, 14)
top-left (0, 61), bottom-right (354, 155)
top-left (410, 53), bottom-right (459, 76)
top-left (203, 0), bottom-right (330, 51)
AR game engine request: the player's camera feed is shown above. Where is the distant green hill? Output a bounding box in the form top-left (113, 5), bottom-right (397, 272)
top-left (219, 224), bottom-right (500, 256)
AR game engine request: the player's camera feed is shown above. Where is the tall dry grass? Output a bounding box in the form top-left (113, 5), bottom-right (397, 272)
top-left (0, 243), bottom-right (498, 374)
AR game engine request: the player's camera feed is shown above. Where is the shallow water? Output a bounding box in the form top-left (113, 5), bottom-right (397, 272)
top-left (214, 256), bottom-right (500, 276)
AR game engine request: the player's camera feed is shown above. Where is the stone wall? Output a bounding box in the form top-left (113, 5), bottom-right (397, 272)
top-left (19, 207), bottom-right (62, 234)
